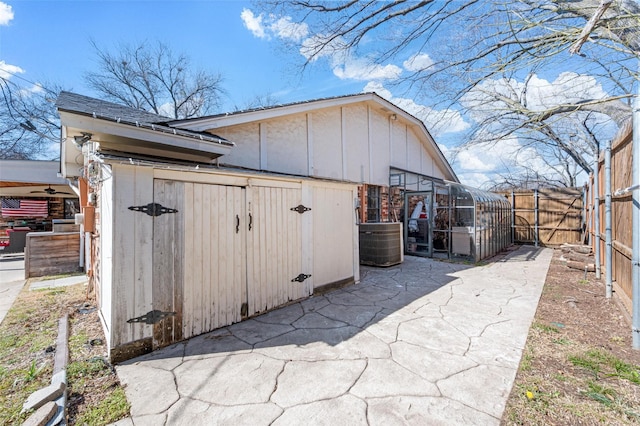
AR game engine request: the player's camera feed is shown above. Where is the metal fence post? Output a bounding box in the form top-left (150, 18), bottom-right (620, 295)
top-left (632, 72), bottom-right (640, 349)
top-left (594, 151), bottom-right (601, 279)
top-left (605, 139), bottom-right (613, 299)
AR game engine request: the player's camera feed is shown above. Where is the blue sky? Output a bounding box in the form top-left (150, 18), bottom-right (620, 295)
top-left (0, 1), bottom-right (356, 109)
top-left (0, 1), bottom-right (621, 187)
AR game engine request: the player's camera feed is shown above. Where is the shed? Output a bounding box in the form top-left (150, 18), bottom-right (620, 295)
top-left (56, 91), bottom-right (461, 362)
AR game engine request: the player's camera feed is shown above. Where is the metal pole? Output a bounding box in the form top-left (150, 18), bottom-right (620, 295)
top-left (632, 70), bottom-right (640, 349)
top-left (594, 151), bottom-right (601, 279)
top-left (534, 189), bottom-right (539, 247)
top-left (511, 191), bottom-right (515, 244)
top-left (605, 139), bottom-right (613, 299)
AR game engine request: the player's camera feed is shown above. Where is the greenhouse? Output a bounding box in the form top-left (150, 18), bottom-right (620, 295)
top-left (389, 172), bottom-right (512, 263)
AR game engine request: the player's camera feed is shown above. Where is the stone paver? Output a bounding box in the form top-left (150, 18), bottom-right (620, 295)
top-left (115, 246), bottom-right (552, 425)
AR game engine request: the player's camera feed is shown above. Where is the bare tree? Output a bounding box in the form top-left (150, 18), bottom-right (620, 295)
top-left (85, 41), bottom-right (225, 119)
top-left (257, 0), bottom-right (639, 184)
top-left (234, 92), bottom-right (281, 111)
top-left (460, 73), bottom-right (618, 174)
top-left (0, 78), bottom-right (62, 160)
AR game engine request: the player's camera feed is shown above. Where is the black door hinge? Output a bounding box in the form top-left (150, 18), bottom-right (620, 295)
top-left (291, 204), bottom-right (311, 214)
top-left (127, 310), bottom-right (176, 324)
top-left (291, 273), bottom-right (311, 283)
top-left (129, 203), bottom-right (178, 217)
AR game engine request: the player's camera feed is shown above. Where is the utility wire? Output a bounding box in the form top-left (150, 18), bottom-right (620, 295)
top-left (0, 67), bottom-right (60, 95)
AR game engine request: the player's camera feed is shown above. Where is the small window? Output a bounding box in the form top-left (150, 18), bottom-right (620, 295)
top-left (367, 186), bottom-right (381, 222)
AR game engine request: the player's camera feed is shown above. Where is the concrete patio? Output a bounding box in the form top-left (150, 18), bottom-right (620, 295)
top-left (113, 245), bottom-right (552, 425)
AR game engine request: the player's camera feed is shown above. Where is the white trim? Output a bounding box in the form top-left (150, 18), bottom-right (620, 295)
top-left (259, 123), bottom-right (267, 170)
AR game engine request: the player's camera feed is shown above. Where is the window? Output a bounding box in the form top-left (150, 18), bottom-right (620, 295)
top-left (367, 186), bottom-right (381, 222)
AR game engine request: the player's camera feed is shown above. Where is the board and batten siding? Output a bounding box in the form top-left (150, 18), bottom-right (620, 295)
top-left (103, 164), bottom-right (358, 357)
top-left (99, 166), bottom-right (113, 336)
top-left (247, 184), bottom-right (308, 316)
top-left (212, 102), bottom-right (446, 187)
top-left (99, 163), bottom-right (155, 356)
top-left (153, 180), bottom-right (246, 345)
top-left (311, 184), bottom-right (358, 287)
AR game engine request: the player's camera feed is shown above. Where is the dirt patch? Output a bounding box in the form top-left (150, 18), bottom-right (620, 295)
top-left (502, 248), bottom-right (640, 425)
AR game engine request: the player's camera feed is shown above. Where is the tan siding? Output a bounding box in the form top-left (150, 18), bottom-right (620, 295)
top-left (246, 185), bottom-right (304, 316)
top-left (152, 179), bottom-right (185, 347)
top-left (312, 185), bottom-right (356, 287)
top-left (390, 121), bottom-right (407, 169)
top-left (266, 115), bottom-right (308, 175)
top-left (370, 109), bottom-right (391, 186)
top-left (407, 129), bottom-right (422, 173)
top-left (344, 104), bottom-right (370, 183)
top-left (214, 123), bottom-right (261, 170)
top-left (112, 164), bottom-right (154, 347)
top-left (310, 108), bottom-right (343, 180)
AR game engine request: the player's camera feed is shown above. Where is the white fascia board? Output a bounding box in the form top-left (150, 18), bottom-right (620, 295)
top-left (0, 159), bottom-right (66, 184)
top-left (172, 93), bottom-right (380, 131)
top-left (59, 111), bottom-right (233, 158)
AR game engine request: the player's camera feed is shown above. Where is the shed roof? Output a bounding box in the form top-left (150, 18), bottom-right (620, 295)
top-left (56, 92), bottom-right (233, 146)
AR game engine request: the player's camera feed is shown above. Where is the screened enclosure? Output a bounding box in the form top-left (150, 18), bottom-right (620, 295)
top-left (389, 171), bottom-right (512, 263)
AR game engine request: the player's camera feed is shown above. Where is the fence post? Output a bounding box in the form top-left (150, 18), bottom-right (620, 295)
top-left (632, 73), bottom-right (640, 349)
top-left (594, 152), bottom-right (601, 279)
top-left (605, 139), bottom-right (613, 299)
top-left (534, 189), bottom-right (539, 247)
top-left (511, 191), bottom-right (515, 243)
top-left (582, 185), bottom-right (588, 244)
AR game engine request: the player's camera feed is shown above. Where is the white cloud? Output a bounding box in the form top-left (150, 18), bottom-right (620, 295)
top-left (0, 60), bottom-right (24, 80)
top-left (461, 72), bottom-right (610, 121)
top-left (18, 82), bottom-right (44, 98)
top-left (242, 9), bottom-right (308, 42)
top-left (241, 11), bottom-right (402, 83)
top-left (241, 8), bottom-right (266, 39)
top-left (300, 34), bottom-right (345, 62)
top-left (403, 53), bottom-right (434, 72)
top-left (527, 72), bottom-right (607, 109)
top-left (270, 16), bottom-right (308, 42)
top-left (0, 2), bottom-right (13, 26)
top-left (364, 81), bottom-right (470, 136)
top-left (449, 137), bottom-right (579, 188)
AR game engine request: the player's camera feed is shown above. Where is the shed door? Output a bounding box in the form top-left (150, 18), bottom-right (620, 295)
top-left (153, 179), bottom-right (246, 348)
top-left (246, 185), bottom-right (307, 316)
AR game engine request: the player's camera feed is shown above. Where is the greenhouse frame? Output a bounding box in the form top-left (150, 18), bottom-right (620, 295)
top-left (389, 171), bottom-right (512, 263)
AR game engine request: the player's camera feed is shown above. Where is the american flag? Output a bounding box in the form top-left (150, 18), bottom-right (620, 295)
top-left (1, 199), bottom-right (49, 218)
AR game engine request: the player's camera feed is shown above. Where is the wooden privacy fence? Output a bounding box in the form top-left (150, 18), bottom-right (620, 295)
top-left (500, 188), bottom-right (585, 246)
top-left (587, 119), bottom-right (634, 314)
top-left (25, 232), bottom-right (81, 278)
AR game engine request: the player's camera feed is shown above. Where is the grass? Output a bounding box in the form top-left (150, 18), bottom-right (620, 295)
top-left (532, 322), bottom-right (560, 334)
top-left (75, 387), bottom-right (129, 425)
top-left (569, 349), bottom-right (640, 384)
top-left (0, 282), bottom-right (129, 425)
top-left (501, 249), bottom-right (640, 425)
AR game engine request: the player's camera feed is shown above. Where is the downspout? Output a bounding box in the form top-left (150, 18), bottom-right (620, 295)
top-left (594, 150), bottom-right (601, 280)
top-left (605, 139), bottom-right (613, 299)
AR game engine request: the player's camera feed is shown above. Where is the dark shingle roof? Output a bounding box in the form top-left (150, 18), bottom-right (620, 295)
top-left (56, 91), bottom-right (171, 124)
top-left (56, 91), bottom-right (232, 146)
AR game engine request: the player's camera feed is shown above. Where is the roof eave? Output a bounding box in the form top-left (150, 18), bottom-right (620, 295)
top-left (59, 110), bottom-right (234, 163)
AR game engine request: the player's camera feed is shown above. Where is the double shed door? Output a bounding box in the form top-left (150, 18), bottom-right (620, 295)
top-left (152, 179), bottom-right (308, 348)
